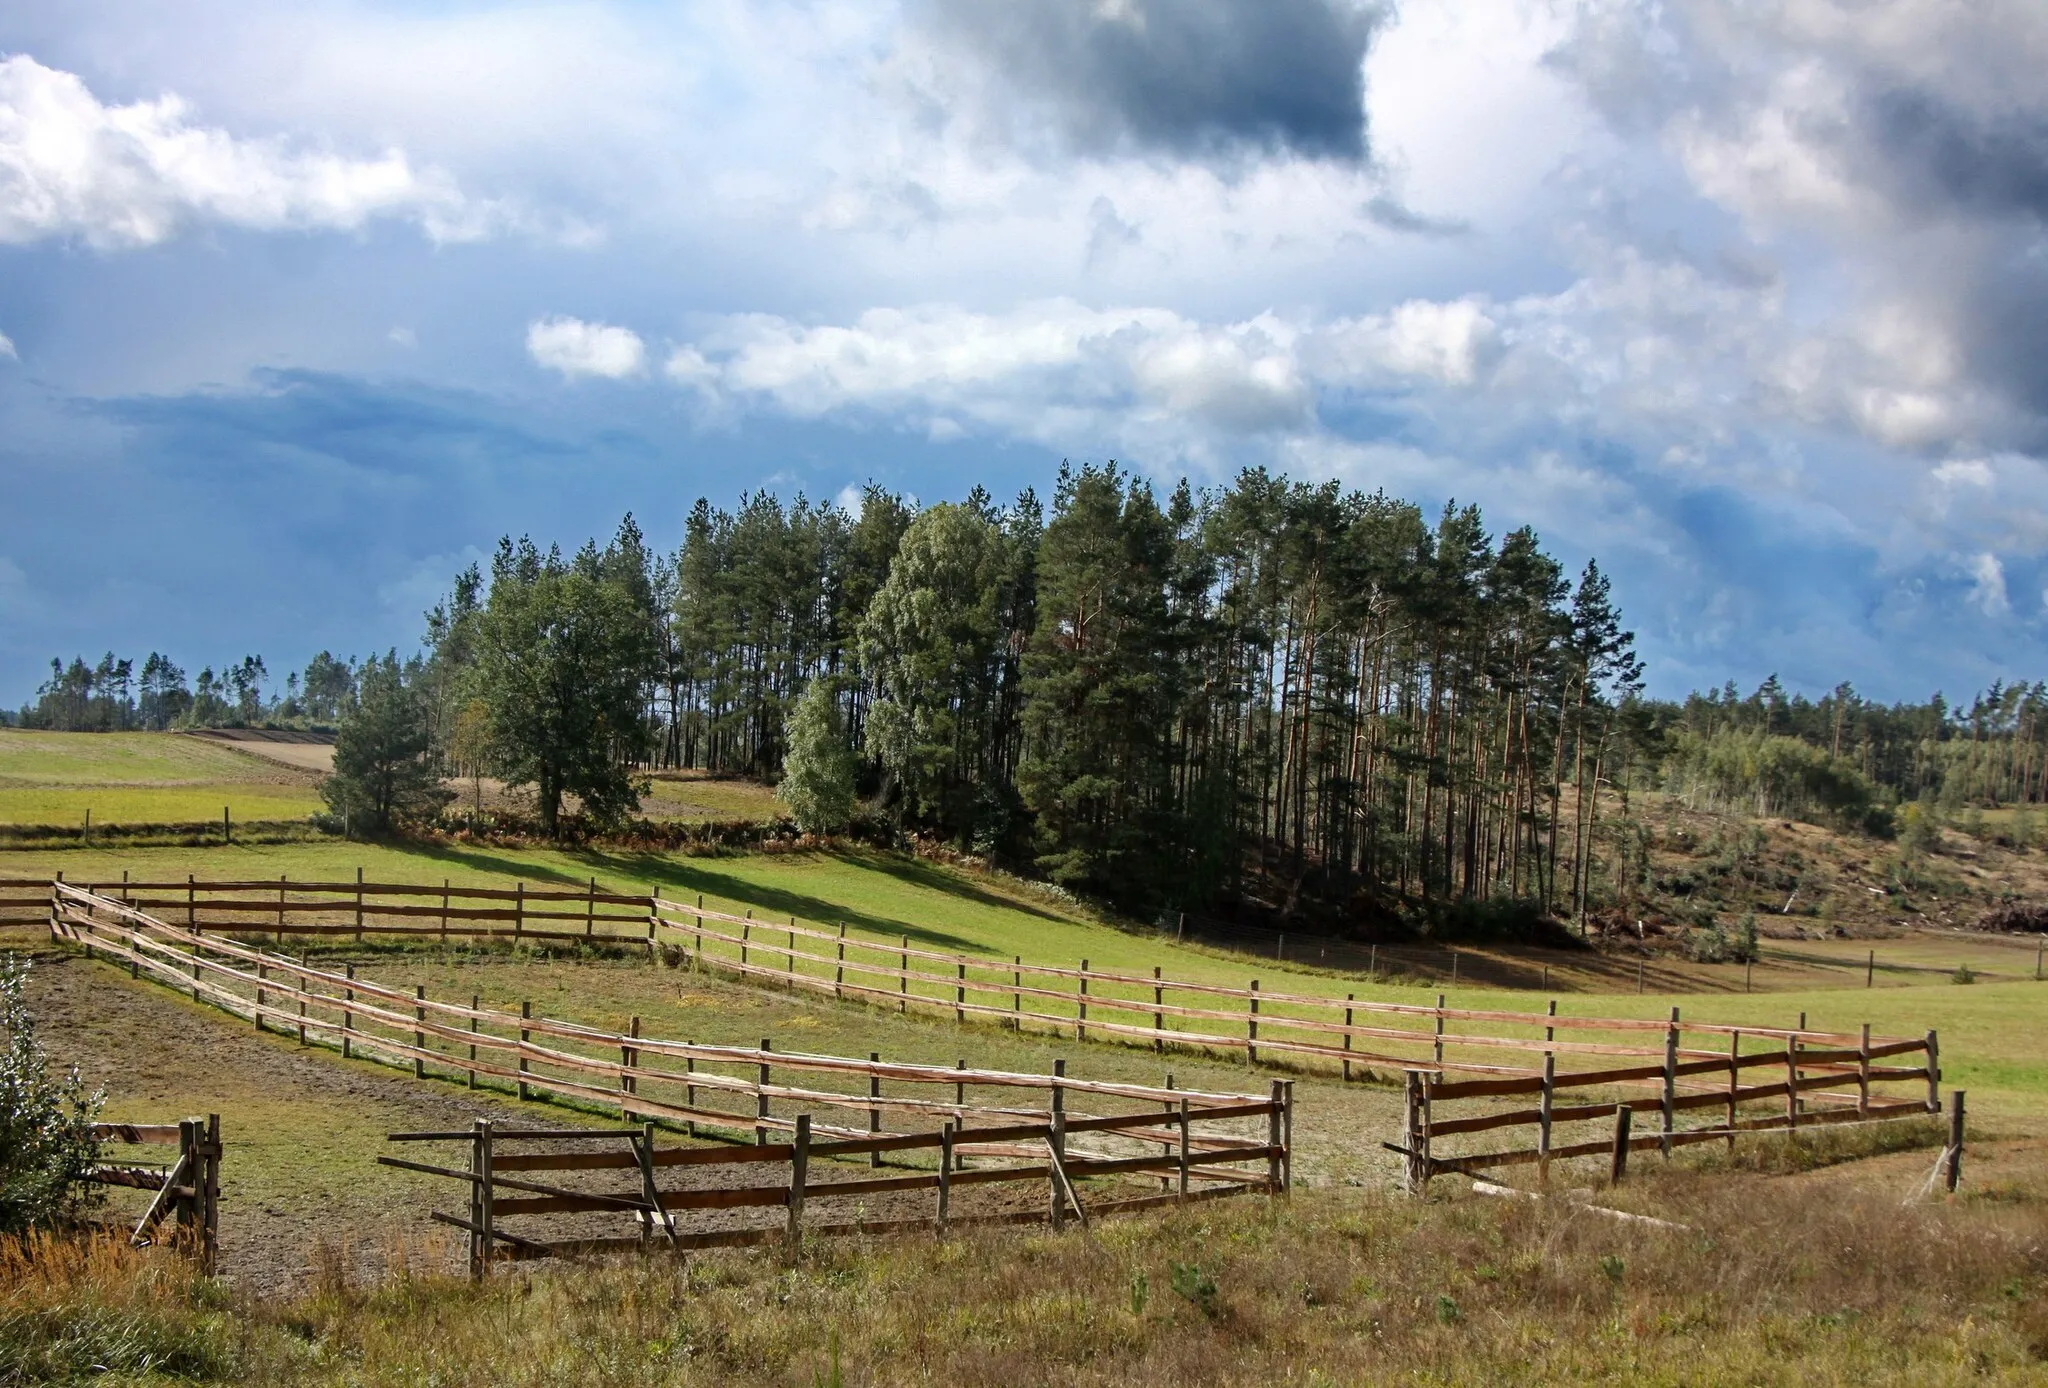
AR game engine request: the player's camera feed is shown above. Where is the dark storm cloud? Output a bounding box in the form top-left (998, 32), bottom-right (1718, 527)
top-left (1866, 88), bottom-right (2048, 222)
top-left (919, 0), bottom-right (1379, 163)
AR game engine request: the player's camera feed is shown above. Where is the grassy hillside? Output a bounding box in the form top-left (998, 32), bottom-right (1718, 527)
top-left (0, 730), bottom-right (324, 826)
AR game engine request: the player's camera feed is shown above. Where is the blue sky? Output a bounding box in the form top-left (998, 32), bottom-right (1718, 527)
top-left (4, 0), bottom-right (2047, 706)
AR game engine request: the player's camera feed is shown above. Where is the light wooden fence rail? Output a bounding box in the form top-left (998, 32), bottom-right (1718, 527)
top-left (49, 884), bottom-right (1288, 1259)
top-left (22, 874), bottom-right (657, 946)
top-left (22, 877), bottom-right (1933, 1098)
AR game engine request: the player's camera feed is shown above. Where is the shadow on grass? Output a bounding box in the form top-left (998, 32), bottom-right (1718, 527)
top-left (832, 848), bottom-right (1074, 927)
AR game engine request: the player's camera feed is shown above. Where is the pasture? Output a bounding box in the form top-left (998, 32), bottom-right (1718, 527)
top-left (0, 729), bottom-right (325, 828)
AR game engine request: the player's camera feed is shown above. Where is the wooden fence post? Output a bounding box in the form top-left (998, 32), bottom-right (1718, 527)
top-left (786, 1114), bottom-right (810, 1262)
top-left (586, 880), bottom-right (597, 940)
top-left (1013, 957), bottom-right (1022, 1029)
top-left (1784, 1030), bottom-right (1800, 1132)
top-left (518, 1001), bottom-right (531, 1101)
top-left (787, 918), bottom-right (797, 992)
top-left (1538, 1054), bottom-right (1556, 1184)
top-left (276, 876), bottom-right (286, 949)
top-left (514, 883), bottom-right (524, 944)
top-left (868, 1052), bottom-right (882, 1169)
top-left (956, 962), bottom-right (966, 1023)
top-left (899, 939), bottom-right (909, 1012)
top-left (695, 895), bottom-right (704, 970)
top-left (1048, 1105), bottom-right (1067, 1232)
top-left (342, 964), bottom-right (355, 1059)
top-left (835, 925), bottom-right (845, 1000)
top-left (686, 1044), bottom-right (698, 1139)
top-left (175, 1119), bottom-right (196, 1246)
top-left (441, 880), bottom-right (451, 946)
top-left (354, 866), bottom-right (364, 943)
top-left (1726, 1031), bottom-right (1740, 1151)
top-left (468, 1118), bottom-right (487, 1280)
top-left (936, 1126), bottom-right (954, 1232)
top-left (186, 874), bottom-right (196, 932)
top-left (1418, 1072), bottom-right (1435, 1196)
top-left (1402, 1070), bottom-right (1422, 1194)
top-left (1342, 994), bottom-right (1354, 1081)
top-left (1248, 978), bottom-right (1259, 1064)
top-left (1944, 1090), bottom-right (1965, 1192)
top-left (1433, 993), bottom-right (1446, 1067)
top-left (254, 962), bottom-right (266, 1032)
top-left (623, 1016), bottom-right (641, 1113)
top-left (1662, 1006), bottom-right (1679, 1158)
top-left (741, 912), bottom-right (751, 970)
top-left (1176, 1096), bottom-right (1191, 1200)
top-left (1925, 1031), bottom-right (1941, 1111)
top-left (1267, 1079), bottom-right (1285, 1193)
top-left (1077, 960), bottom-right (1089, 1041)
top-left (1857, 1022), bottom-right (1871, 1118)
top-left (758, 1039), bottom-right (773, 1145)
top-left (413, 986), bottom-right (427, 1079)
top-left (477, 1119), bottom-right (495, 1277)
top-left (1153, 967), bottom-right (1165, 1053)
top-left (1610, 1104), bottom-right (1632, 1184)
top-left (468, 995), bottom-right (479, 1089)
top-left (297, 966), bottom-right (307, 1045)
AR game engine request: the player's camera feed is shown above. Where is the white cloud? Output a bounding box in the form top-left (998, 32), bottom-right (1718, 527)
top-left (1968, 552), bottom-right (2009, 616)
top-left (0, 330), bottom-right (15, 361)
top-left (527, 316), bottom-right (646, 379)
top-left (0, 54), bottom-right (503, 248)
top-left (1934, 458), bottom-right (1994, 489)
top-left (388, 326), bottom-right (417, 349)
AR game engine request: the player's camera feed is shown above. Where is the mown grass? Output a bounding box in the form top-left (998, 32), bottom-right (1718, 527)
top-left (0, 730), bottom-right (323, 826)
top-left (0, 785), bottom-right (324, 827)
top-left (0, 731), bottom-right (286, 785)
top-left (11, 836), bottom-right (2048, 1127)
top-left (6, 1165), bottom-right (2046, 1386)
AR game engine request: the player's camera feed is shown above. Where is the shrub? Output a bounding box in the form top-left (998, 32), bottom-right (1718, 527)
top-left (0, 957), bottom-right (104, 1235)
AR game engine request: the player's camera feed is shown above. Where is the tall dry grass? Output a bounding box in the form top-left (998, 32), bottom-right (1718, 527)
top-left (6, 1166), bottom-right (2046, 1385)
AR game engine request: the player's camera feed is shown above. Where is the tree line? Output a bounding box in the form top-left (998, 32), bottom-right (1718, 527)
top-left (20, 462), bottom-right (2048, 928)
top-left (11, 651), bottom-right (360, 731)
top-left (334, 464), bottom-right (1645, 926)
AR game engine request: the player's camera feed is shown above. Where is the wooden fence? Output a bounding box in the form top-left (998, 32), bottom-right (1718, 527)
top-left (49, 884), bottom-right (1288, 1261)
top-left (25, 877), bottom-right (1939, 1102)
top-left (1388, 1008), bottom-right (1940, 1193)
top-left (23, 873), bottom-right (658, 947)
top-left (89, 1116), bottom-right (222, 1273)
top-left (386, 1096), bottom-right (1284, 1277)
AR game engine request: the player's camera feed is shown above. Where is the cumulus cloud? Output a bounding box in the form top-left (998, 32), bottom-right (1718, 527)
top-left (908, 0), bottom-right (1380, 163)
top-left (663, 301), bottom-right (1320, 451)
top-left (0, 54), bottom-right (503, 248)
top-left (1553, 0), bottom-right (2048, 450)
top-left (526, 316), bottom-right (646, 379)
top-left (0, 330), bottom-right (15, 361)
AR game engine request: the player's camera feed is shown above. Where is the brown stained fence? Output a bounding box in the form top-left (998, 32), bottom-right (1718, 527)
top-left (50, 884), bottom-right (1289, 1262)
top-left (34, 874), bottom-right (657, 949)
top-left (1389, 1008), bottom-right (1940, 1195)
top-left (26, 877), bottom-right (1938, 1106)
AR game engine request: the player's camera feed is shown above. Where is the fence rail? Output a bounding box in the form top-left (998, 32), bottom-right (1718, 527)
top-left (649, 897), bottom-right (1926, 1087)
top-left (18, 876), bottom-right (1935, 1097)
top-left (1387, 1008), bottom-right (1940, 1193)
top-left (88, 1115), bottom-right (221, 1273)
top-left (49, 883), bottom-right (1288, 1259)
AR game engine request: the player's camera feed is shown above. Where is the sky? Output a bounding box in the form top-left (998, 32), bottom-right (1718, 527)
top-left (3, 0), bottom-right (2047, 707)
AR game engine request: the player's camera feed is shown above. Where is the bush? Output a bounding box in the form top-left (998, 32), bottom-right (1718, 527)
top-left (0, 957), bottom-right (104, 1235)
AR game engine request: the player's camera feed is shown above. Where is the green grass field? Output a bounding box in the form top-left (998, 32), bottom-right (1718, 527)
top-left (0, 729), bottom-right (322, 826)
top-left (11, 835), bottom-right (2045, 1129)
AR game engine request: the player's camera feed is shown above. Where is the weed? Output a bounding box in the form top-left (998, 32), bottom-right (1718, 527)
top-left (1170, 1262), bottom-right (1219, 1318)
top-left (1128, 1268), bottom-right (1149, 1317)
